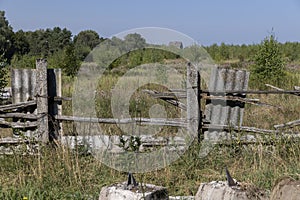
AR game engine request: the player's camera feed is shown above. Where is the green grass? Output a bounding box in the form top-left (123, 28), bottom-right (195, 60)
top-left (1, 136), bottom-right (300, 199)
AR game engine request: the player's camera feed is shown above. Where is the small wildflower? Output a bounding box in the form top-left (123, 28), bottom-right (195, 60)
top-left (23, 197), bottom-right (28, 200)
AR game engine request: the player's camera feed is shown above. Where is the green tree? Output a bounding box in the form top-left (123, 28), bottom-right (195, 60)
top-left (219, 42), bottom-right (230, 60)
top-left (12, 30), bottom-right (30, 56)
top-left (0, 54), bottom-right (8, 91)
top-left (74, 30), bottom-right (102, 50)
top-left (124, 33), bottom-right (146, 51)
top-left (251, 34), bottom-right (286, 88)
top-left (61, 45), bottom-right (80, 77)
top-left (24, 27), bottom-right (72, 57)
top-left (0, 11), bottom-right (14, 62)
top-left (74, 30), bottom-right (103, 61)
top-left (10, 54), bottom-right (38, 68)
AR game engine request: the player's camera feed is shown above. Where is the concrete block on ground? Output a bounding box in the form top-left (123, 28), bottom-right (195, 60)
top-left (195, 181), bottom-right (268, 200)
top-left (169, 196), bottom-right (195, 200)
top-left (99, 182), bottom-right (168, 200)
top-left (270, 177), bottom-right (300, 200)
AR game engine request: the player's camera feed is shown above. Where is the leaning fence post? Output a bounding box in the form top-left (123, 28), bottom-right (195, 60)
top-left (36, 59), bottom-right (49, 143)
top-left (186, 62), bottom-right (201, 142)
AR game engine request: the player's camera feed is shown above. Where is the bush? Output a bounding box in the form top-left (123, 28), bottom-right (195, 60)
top-left (250, 34), bottom-right (286, 89)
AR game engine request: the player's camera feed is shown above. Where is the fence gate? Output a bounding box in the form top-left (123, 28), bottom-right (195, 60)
top-left (1, 59), bottom-right (256, 154)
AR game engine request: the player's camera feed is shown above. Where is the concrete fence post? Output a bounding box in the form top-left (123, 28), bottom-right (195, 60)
top-left (186, 62), bottom-right (201, 141)
top-left (36, 59), bottom-right (49, 143)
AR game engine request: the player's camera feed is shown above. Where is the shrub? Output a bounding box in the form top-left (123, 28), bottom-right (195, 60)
top-left (250, 34), bottom-right (286, 89)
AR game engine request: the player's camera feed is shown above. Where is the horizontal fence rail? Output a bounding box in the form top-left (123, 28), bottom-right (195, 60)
top-left (55, 115), bottom-right (187, 127)
top-left (0, 101), bottom-right (36, 112)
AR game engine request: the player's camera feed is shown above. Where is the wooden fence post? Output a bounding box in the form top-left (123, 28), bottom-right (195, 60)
top-left (47, 68), bottom-right (62, 140)
top-left (186, 63), bottom-right (201, 142)
top-left (36, 59), bottom-right (49, 143)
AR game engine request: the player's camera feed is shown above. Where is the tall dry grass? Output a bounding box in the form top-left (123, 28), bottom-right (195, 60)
top-left (0, 62), bottom-right (299, 199)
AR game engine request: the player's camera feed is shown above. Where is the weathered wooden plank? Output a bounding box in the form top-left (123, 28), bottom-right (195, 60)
top-left (0, 113), bottom-right (40, 119)
top-left (55, 115), bottom-right (187, 127)
top-left (202, 89), bottom-right (300, 96)
top-left (144, 91), bottom-right (275, 108)
top-left (274, 119), bottom-right (300, 129)
top-left (0, 120), bottom-right (39, 129)
top-left (53, 96), bottom-right (71, 101)
top-left (203, 124), bottom-right (276, 134)
top-left (0, 137), bottom-right (37, 148)
top-left (142, 89), bottom-right (300, 99)
top-left (0, 101), bottom-right (36, 111)
top-left (0, 137), bottom-right (30, 145)
top-left (143, 90), bottom-right (187, 99)
top-left (36, 59), bottom-right (49, 142)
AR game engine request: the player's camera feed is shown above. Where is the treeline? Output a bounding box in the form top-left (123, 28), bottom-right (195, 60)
top-left (205, 42), bottom-right (300, 63)
top-left (1, 10), bottom-right (300, 80)
top-left (0, 11), bottom-right (103, 77)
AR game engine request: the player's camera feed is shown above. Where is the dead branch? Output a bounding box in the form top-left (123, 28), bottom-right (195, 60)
top-left (274, 119), bottom-right (300, 129)
top-left (143, 89), bottom-right (187, 110)
top-left (265, 84), bottom-right (284, 91)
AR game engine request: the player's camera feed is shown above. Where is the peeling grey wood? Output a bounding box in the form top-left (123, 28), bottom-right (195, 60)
top-left (143, 90), bottom-right (187, 99)
top-left (203, 124), bottom-right (276, 134)
top-left (202, 89), bottom-right (300, 96)
top-left (36, 59), bottom-right (49, 142)
top-left (0, 137), bottom-right (31, 145)
top-left (0, 113), bottom-right (40, 119)
top-left (0, 101), bottom-right (36, 111)
top-left (0, 120), bottom-right (39, 129)
top-left (55, 115), bottom-right (187, 127)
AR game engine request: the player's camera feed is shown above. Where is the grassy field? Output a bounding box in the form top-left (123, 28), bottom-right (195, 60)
top-left (1, 135), bottom-right (300, 199)
top-left (0, 59), bottom-right (299, 199)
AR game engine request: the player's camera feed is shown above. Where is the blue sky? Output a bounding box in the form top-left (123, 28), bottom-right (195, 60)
top-left (1, 0), bottom-right (300, 46)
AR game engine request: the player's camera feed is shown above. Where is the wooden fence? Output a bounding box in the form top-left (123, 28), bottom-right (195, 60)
top-left (0, 59), bottom-right (299, 148)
